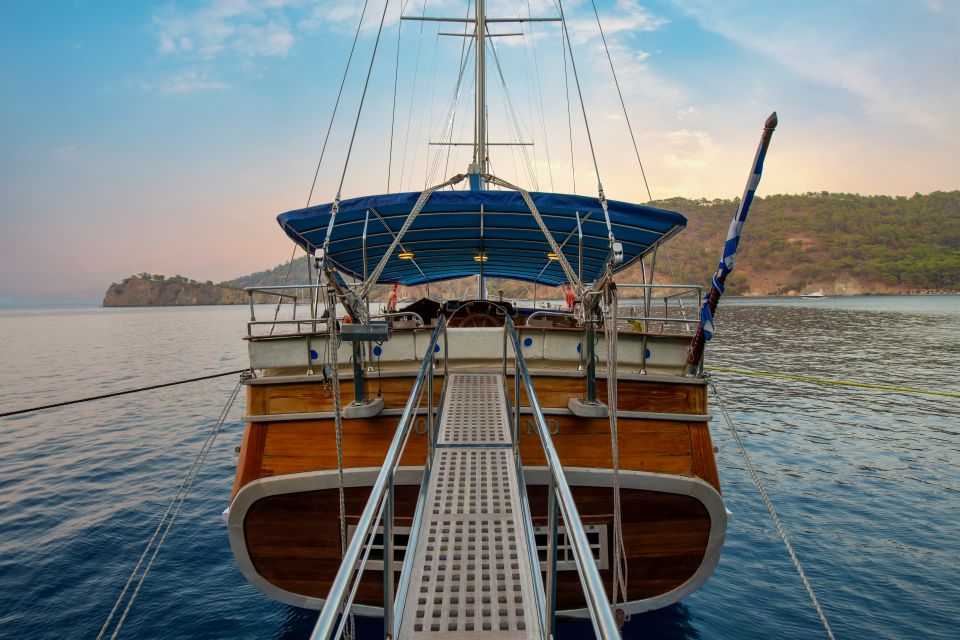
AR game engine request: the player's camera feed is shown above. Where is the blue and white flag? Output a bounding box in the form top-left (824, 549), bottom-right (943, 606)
top-left (688, 112), bottom-right (777, 370)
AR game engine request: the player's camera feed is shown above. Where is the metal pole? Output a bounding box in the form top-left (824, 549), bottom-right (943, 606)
top-left (586, 317), bottom-right (597, 403)
top-left (639, 259), bottom-right (649, 375)
top-left (311, 321), bottom-right (444, 640)
top-left (428, 350), bottom-right (435, 452)
top-left (502, 323), bottom-right (508, 379)
top-left (545, 476), bottom-right (558, 639)
top-left (576, 211), bottom-right (583, 282)
top-left (363, 209), bottom-right (374, 370)
top-left (514, 356), bottom-right (521, 450)
top-left (508, 327), bottom-right (622, 639)
top-left (352, 342), bottom-right (364, 404)
top-left (475, 0), bottom-right (487, 175)
top-left (383, 471), bottom-right (395, 638)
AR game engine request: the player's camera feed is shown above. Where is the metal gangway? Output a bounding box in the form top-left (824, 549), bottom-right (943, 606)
top-left (311, 316), bottom-right (621, 639)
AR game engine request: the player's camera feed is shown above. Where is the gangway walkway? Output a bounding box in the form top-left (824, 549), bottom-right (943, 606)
top-left (398, 373), bottom-right (542, 639)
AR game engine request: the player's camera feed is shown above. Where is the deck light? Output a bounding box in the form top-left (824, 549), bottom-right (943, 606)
top-left (473, 253), bottom-right (488, 262)
top-left (398, 250), bottom-right (415, 260)
top-left (547, 252), bottom-right (558, 260)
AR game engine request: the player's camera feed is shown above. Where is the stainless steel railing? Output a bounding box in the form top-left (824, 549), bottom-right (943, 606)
top-left (502, 315), bottom-right (622, 639)
top-left (310, 316), bottom-right (448, 640)
top-left (244, 284), bottom-right (427, 337)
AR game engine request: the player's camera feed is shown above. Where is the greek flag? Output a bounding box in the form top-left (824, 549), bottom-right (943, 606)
top-left (699, 112), bottom-right (777, 342)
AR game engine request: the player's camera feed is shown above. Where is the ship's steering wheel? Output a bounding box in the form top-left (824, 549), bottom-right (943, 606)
top-left (447, 300), bottom-right (508, 328)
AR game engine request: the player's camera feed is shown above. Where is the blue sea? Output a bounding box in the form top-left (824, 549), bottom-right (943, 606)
top-left (0, 296), bottom-right (957, 639)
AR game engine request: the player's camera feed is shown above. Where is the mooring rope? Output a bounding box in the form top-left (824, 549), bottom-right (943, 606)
top-left (708, 376), bottom-right (836, 640)
top-left (0, 369), bottom-right (248, 419)
top-left (706, 366), bottom-right (959, 398)
top-left (97, 375), bottom-right (245, 640)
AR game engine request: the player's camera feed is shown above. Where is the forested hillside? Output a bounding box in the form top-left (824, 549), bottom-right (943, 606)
top-left (653, 190), bottom-right (959, 295)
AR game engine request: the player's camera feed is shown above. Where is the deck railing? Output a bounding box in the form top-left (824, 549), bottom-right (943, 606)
top-left (243, 284), bottom-right (425, 337)
top-left (309, 316), bottom-right (448, 640)
top-left (503, 316), bottom-right (622, 639)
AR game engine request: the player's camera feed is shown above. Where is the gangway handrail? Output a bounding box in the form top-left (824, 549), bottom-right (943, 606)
top-left (310, 316), bottom-right (447, 640)
top-left (504, 315), bottom-right (622, 639)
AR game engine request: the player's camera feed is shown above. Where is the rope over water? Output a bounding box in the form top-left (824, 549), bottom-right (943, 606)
top-left (0, 369), bottom-right (249, 419)
top-left (708, 376), bottom-right (837, 640)
top-left (706, 366), bottom-right (959, 398)
top-left (97, 374), bottom-right (245, 640)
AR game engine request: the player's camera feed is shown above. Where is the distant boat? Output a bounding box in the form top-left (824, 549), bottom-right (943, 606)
top-left (802, 290), bottom-right (827, 299)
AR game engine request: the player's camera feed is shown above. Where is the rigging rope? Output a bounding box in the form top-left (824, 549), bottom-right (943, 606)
top-left (588, 0), bottom-right (653, 202)
top-left (329, 0), bottom-right (391, 214)
top-left (524, 0), bottom-right (555, 191)
top-left (708, 376), bottom-right (836, 640)
top-left (554, 2), bottom-right (605, 201)
top-left (442, 0), bottom-right (474, 181)
top-left (0, 369), bottom-right (248, 419)
top-left (560, 21), bottom-right (576, 194)
top-left (603, 284), bottom-right (628, 619)
top-left (554, 0), bottom-right (617, 256)
top-left (96, 376), bottom-right (244, 640)
top-left (306, 0), bottom-right (373, 207)
top-left (487, 36), bottom-right (539, 189)
top-left (399, 0), bottom-right (428, 191)
top-left (274, 0), bottom-right (376, 329)
top-left (707, 366), bottom-right (960, 398)
top-left (326, 289), bottom-right (355, 640)
top-left (387, 0), bottom-right (407, 192)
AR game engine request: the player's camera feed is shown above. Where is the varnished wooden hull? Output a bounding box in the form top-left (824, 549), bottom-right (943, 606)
top-left (227, 368), bottom-right (726, 615)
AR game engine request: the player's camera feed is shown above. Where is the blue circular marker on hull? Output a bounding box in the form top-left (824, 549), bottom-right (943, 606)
top-left (309, 349), bottom-right (319, 361)
top-left (523, 337), bottom-right (533, 347)
top-left (373, 345), bottom-right (383, 357)
top-left (434, 344), bottom-right (441, 353)
top-left (576, 342), bottom-right (581, 354)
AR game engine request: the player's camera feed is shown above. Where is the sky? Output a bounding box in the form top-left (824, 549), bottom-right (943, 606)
top-left (0, 0), bottom-right (957, 301)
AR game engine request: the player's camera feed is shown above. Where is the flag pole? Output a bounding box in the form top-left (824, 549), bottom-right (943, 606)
top-left (686, 112), bottom-right (778, 375)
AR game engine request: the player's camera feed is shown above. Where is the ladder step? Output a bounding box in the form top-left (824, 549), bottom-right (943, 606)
top-left (399, 374), bottom-right (541, 639)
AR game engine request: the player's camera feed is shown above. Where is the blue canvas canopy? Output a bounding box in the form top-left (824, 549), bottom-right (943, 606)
top-left (277, 190), bottom-right (686, 286)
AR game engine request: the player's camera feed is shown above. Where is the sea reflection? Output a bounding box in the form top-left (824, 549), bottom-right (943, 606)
top-left (1, 297), bottom-right (958, 639)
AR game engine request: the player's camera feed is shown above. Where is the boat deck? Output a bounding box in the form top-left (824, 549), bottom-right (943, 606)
top-left (399, 373), bottom-right (541, 639)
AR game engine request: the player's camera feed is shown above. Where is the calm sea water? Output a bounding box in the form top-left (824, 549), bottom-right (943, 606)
top-left (0, 297), bottom-right (957, 639)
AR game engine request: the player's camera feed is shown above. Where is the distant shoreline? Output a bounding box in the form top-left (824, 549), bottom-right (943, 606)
top-left (2, 291), bottom-right (957, 310)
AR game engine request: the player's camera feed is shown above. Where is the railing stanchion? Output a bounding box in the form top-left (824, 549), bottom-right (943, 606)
top-left (504, 319), bottom-right (622, 639)
top-left (502, 323), bottom-right (508, 379)
top-left (383, 470), bottom-right (395, 639)
top-left (310, 318), bottom-right (446, 640)
top-left (514, 353), bottom-right (521, 451)
top-left (545, 475), bottom-right (558, 639)
top-left (428, 355), bottom-right (435, 454)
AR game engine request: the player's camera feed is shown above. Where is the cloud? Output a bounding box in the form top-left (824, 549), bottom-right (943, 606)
top-left (565, 0), bottom-right (667, 44)
top-left (668, 1), bottom-right (960, 134)
top-left (152, 0), bottom-right (300, 60)
top-left (660, 128), bottom-right (717, 168)
top-left (141, 69), bottom-right (230, 94)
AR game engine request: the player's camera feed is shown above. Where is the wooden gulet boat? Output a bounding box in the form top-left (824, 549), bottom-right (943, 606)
top-left (225, 2), bottom-right (777, 637)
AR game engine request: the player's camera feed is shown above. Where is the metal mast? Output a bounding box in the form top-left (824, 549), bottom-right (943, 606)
top-left (469, 0), bottom-right (487, 190)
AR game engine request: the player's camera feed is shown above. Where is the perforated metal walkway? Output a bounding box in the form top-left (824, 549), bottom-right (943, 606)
top-left (398, 374), bottom-right (541, 639)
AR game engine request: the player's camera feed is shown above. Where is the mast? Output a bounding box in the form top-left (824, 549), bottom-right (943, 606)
top-left (469, 0), bottom-right (487, 191)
